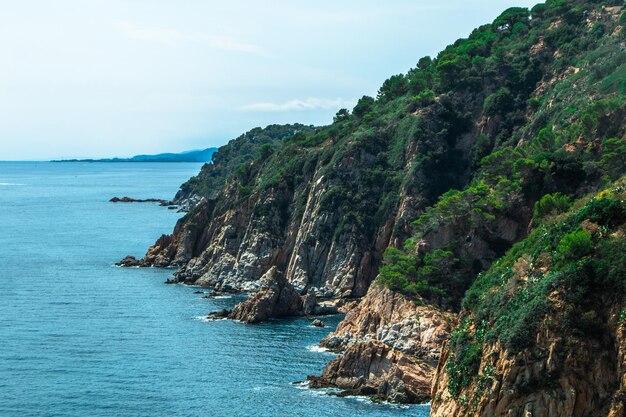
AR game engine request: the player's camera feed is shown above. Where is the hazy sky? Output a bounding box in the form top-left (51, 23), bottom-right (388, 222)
top-left (0, 0), bottom-right (540, 160)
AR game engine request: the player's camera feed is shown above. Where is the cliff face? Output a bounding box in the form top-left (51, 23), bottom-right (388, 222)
top-left (430, 181), bottom-right (626, 416)
top-left (136, 95), bottom-right (484, 298)
top-left (309, 283), bottom-right (453, 402)
top-left (431, 306), bottom-right (626, 417)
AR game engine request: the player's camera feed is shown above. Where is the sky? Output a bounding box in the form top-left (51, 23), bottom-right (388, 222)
top-left (0, 0), bottom-right (540, 160)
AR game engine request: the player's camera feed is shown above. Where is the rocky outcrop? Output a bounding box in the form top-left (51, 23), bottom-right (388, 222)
top-left (110, 196), bottom-right (173, 205)
top-left (229, 267), bottom-right (304, 323)
top-left (116, 255), bottom-right (142, 267)
top-left (309, 283), bottom-right (453, 402)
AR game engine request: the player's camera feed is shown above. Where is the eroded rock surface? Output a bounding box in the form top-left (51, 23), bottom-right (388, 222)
top-left (229, 267), bottom-right (304, 323)
top-left (309, 284), bottom-right (453, 402)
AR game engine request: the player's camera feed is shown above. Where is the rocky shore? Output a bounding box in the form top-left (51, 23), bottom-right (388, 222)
top-left (308, 284), bottom-right (453, 403)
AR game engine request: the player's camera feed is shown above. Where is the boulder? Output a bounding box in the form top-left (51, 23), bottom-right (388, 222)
top-left (229, 267), bottom-right (303, 323)
top-left (116, 255), bottom-right (141, 267)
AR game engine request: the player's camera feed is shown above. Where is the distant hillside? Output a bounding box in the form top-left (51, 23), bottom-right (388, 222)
top-left (53, 148), bottom-right (218, 163)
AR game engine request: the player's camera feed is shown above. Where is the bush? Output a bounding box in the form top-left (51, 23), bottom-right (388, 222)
top-left (411, 89), bottom-right (435, 109)
top-left (558, 230), bottom-right (593, 259)
top-left (353, 96), bottom-right (375, 119)
top-left (483, 87), bottom-right (514, 117)
top-left (533, 192), bottom-right (571, 219)
top-left (576, 197), bottom-right (626, 227)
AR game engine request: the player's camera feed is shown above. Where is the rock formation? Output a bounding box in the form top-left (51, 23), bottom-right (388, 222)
top-left (309, 284), bottom-right (453, 402)
top-left (229, 267), bottom-right (304, 323)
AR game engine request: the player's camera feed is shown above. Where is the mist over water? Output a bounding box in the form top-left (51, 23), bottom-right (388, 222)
top-left (0, 162), bottom-right (428, 417)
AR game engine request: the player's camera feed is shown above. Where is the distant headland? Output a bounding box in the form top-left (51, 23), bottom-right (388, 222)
top-left (52, 148), bottom-right (218, 163)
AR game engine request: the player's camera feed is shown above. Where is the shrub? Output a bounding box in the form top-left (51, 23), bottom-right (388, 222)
top-left (558, 230), bottom-right (593, 259)
top-left (533, 192), bottom-right (571, 219)
top-left (576, 197), bottom-right (626, 227)
top-left (353, 96), bottom-right (375, 119)
top-left (412, 89), bottom-right (435, 108)
top-left (483, 87), bottom-right (514, 117)
top-left (446, 319), bottom-right (483, 398)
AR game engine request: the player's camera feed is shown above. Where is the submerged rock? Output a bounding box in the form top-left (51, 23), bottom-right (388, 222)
top-left (311, 319), bottom-right (325, 328)
top-left (202, 291), bottom-right (225, 299)
top-left (206, 309), bottom-right (231, 320)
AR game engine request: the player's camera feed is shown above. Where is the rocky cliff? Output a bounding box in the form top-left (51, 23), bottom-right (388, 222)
top-left (133, 93), bottom-right (485, 299)
top-left (127, 0), bottom-right (626, 409)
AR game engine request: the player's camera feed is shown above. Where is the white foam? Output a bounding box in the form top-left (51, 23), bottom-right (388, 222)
top-left (194, 315), bottom-right (229, 322)
top-left (295, 380), bottom-right (422, 409)
top-left (293, 381), bottom-right (310, 389)
top-left (306, 344), bottom-right (336, 355)
top-left (0, 183), bottom-right (24, 186)
top-left (293, 381), bottom-right (338, 397)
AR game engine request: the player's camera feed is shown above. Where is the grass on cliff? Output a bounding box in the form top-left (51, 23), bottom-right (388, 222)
top-left (445, 180), bottom-right (626, 399)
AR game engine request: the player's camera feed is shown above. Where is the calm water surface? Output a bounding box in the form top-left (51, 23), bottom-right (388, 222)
top-left (0, 162), bottom-right (429, 417)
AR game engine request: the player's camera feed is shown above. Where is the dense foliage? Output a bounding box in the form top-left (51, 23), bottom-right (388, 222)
top-left (377, 0), bottom-right (626, 307)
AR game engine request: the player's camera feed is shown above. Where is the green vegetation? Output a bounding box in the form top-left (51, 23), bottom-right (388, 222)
top-left (533, 193), bottom-right (571, 220)
top-left (446, 318), bottom-right (485, 398)
top-left (557, 229), bottom-right (593, 258)
top-left (449, 182), bottom-right (626, 398)
top-left (177, 124), bottom-right (316, 200)
top-left (375, 0), bottom-right (626, 307)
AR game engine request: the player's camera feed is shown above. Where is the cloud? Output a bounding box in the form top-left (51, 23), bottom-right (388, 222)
top-left (114, 21), bottom-right (268, 56)
top-left (240, 97), bottom-right (356, 112)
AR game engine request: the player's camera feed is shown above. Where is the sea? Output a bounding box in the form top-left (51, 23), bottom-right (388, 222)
top-left (0, 162), bottom-right (430, 417)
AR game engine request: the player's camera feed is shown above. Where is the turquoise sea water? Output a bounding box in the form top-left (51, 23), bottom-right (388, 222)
top-left (0, 162), bottom-right (429, 417)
